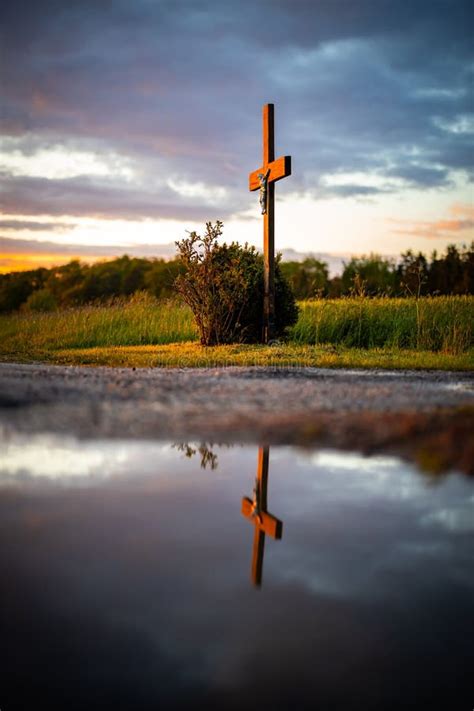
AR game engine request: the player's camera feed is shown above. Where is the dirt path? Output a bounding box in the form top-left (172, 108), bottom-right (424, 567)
top-left (1, 363), bottom-right (473, 472)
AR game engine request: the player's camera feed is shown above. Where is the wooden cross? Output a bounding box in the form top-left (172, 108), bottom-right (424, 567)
top-left (249, 104), bottom-right (292, 343)
top-left (241, 445), bottom-right (283, 587)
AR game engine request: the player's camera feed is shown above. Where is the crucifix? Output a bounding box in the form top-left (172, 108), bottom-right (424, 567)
top-left (241, 445), bottom-right (283, 587)
top-left (249, 103), bottom-right (292, 343)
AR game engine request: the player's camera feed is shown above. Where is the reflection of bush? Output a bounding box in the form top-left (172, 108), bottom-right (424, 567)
top-left (174, 443), bottom-right (219, 470)
top-left (175, 221), bottom-right (299, 345)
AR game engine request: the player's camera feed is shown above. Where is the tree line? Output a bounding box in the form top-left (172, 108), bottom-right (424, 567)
top-left (0, 255), bottom-right (184, 312)
top-left (0, 243), bottom-right (472, 312)
top-left (281, 243), bottom-right (473, 299)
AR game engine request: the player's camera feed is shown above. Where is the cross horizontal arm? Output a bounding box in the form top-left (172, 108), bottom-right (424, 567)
top-left (241, 497), bottom-right (283, 538)
top-left (249, 155), bottom-right (292, 192)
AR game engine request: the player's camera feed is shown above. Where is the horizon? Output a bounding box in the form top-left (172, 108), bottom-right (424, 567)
top-left (1, 233), bottom-right (472, 280)
top-left (1, 0), bottom-right (473, 274)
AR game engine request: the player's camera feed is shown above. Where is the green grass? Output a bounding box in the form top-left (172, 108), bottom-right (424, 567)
top-left (1, 294), bottom-right (473, 370)
top-left (0, 293), bottom-right (196, 357)
top-left (291, 295), bottom-right (473, 352)
top-left (28, 343), bottom-right (474, 370)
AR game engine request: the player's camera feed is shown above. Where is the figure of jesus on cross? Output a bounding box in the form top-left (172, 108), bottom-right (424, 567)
top-left (249, 104), bottom-right (291, 343)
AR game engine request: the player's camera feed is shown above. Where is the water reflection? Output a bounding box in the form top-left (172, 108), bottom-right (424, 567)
top-left (241, 445), bottom-right (283, 586)
top-left (173, 442), bottom-right (219, 469)
top-left (0, 434), bottom-right (473, 710)
top-left (174, 441), bottom-right (284, 586)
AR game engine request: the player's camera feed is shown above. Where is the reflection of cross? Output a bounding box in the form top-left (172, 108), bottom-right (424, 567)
top-left (249, 104), bottom-right (291, 343)
top-left (241, 446), bottom-right (283, 587)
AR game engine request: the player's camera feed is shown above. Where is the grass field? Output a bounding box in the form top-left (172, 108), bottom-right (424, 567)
top-left (293, 295), bottom-right (473, 352)
top-left (1, 294), bottom-right (472, 370)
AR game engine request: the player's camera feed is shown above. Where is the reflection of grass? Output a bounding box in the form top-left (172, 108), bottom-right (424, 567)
top-left (1, 294), bottom-right (473, 370)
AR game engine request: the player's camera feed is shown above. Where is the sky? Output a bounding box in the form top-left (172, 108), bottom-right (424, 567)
top-left (0, 0), bottom-right (473, 274)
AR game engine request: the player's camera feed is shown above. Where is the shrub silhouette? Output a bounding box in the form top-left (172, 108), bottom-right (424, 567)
top-left (175, 221), bottom-right (298, 345)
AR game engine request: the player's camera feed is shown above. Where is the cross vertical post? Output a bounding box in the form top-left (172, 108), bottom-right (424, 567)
top-left (249, 104), bottom-right (291, 343)
top-left (263, 104), bottom-right (275, 343)
top-left (241, 445), bottom-right (283, 587)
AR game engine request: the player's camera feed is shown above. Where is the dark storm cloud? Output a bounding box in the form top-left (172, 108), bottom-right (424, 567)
top-left (0, 0), bottom-right (472, 219)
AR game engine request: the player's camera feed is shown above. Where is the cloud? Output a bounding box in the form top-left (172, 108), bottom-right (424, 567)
top-left (321, 184), bottom-right (387, 199)
top-left (0, 235), bottom-right (177, 258)
top-left (385, 164), bottom-right (451, 189)
top-left (450, 203), bottom-right (474, 218)
top-left (389, 204), bottom-right (474, 240)
top-left (0, 219), bottom-right (74, 232)
top-left (0, 0), bottom-right (472, 222)
top-left (0, 173), bottom-right (244, 221)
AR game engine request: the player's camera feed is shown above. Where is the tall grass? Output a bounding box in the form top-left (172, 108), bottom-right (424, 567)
top-left (290, 296), bottom-right (473, 353)
top-left (0, 294), bottom-right (472, 358)
top-left (0, 293), bottom-right (197, 355)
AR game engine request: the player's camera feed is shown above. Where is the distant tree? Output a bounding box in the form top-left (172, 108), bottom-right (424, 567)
top-left (23, 288), bottom-right (58, 312)
top-left (116, 256), bottom-right (147, 295)
top-left (327, 275), bottom-right (343, 298)
top-left (341, 255), bottom-right (397, 295)
top-left (46, 260), bottom-right (86, 305)
top-left (444, 244), bottom-right (465, 294)
top-left (144, 258), bottom-right (185, 299)
top-left (280, 258), bottom-right (329, 299)
top-left (81, 261), bottom-right (123, 301)
top-left (0, 268), bottom-right (48, 312)
top-left (425, 243), bottom-right (473, 295)
top-left (460, 242), bottom-right (474, 293)
top-left (397, 250), bottom-right (428, 297)
top-left (427, 250), bottom-right (445, 295)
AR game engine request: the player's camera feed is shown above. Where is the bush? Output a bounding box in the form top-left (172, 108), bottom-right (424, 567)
top-left (23, 288), bottom-right (58, 312)
top-left (175, 221), bottom-right (299, 345)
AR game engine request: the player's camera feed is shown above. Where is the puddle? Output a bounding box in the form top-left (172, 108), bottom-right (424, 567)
top-left (1, 435), bottom-right (473, 710)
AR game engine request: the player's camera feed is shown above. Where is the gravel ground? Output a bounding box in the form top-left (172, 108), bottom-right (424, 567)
top-left (1, 361), bottom-right (472, 416)
top-left (0, 363), bottom-right (474, 462)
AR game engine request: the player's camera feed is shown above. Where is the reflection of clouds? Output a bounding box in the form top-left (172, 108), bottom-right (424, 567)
top-left (0, 434), bottom-right (251, 495)
top-left (395, 541), bottom-right (453, 557)
top-left (1, 432), bottom-right (473, 708)
top-left (421, 502), bottom-right (474, 533)
top-left (312, 451), bottom-right (400, 472)
top-left (0, 433), bottom-right (191, 486)
top-left (288, 449), bottom-right (427, 511)
top-left (1, 436), bottom-right (119, 480)
top-left (268, 449), bottom-right (474, 600)
top-left (273, 558), bottom-right (360, 598)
